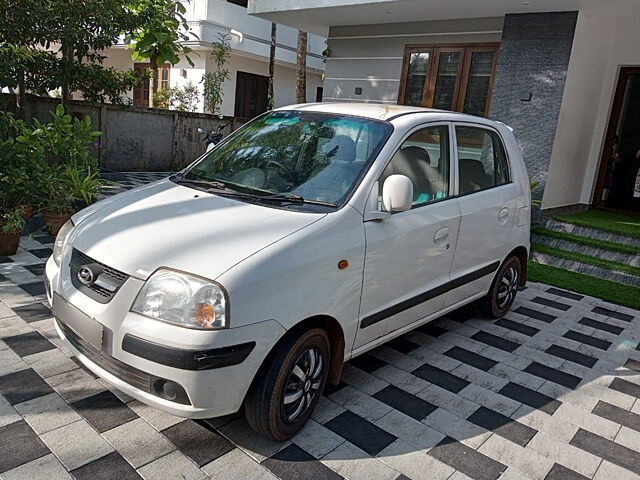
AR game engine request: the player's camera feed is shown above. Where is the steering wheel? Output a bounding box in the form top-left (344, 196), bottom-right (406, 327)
top-left (266, 160), bottom-right (297, 182)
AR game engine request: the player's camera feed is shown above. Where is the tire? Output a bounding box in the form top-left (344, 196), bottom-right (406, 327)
top-left (245, 328), bottom-right (330, 441)
top-left (479, 256), bottom-right (522, 318)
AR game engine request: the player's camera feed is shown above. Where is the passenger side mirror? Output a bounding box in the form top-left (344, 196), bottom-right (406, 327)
top-left (382, 175), bottom-right (413, 212)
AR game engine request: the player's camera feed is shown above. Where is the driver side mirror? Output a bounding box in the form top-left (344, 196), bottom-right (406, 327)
top-left (382, 174), bottom-right (413, 212)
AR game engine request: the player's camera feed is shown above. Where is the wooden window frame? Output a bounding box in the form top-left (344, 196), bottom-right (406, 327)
top-left (133, 63), bottom-right (171, 107)
top-left (398, 43), bottom-right (499, 117)
top-left (426, 47), bottom-right (466, 110)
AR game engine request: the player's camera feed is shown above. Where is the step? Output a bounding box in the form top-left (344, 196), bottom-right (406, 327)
top-left (531, 233), bottom-right (640, 267)
top-left (530, 251), bottom-right (640, 287)
top-left (541, 218), bottom-right (640, 248)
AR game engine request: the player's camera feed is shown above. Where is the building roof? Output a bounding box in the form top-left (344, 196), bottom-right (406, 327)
top-left (248, 0), bottom-right (640, 36)
top-left (274, 102), bottom-right (446, 121)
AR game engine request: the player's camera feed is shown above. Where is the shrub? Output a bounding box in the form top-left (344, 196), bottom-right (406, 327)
top-left (0, 106), bottom-right (102, 214)
top-left (0, 208), bottom-right (26, 234)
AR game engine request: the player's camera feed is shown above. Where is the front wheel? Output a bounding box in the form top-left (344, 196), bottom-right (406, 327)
top-left (479, 256), bottom-right (522, 318)
top-left (245, 328), bottom-right (330, 440)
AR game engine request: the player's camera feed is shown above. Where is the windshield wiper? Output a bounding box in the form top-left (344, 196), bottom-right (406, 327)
top-left (175, 177), bottom-right (336, 208)
top-left (177, 179), bottom-right (336, 208)
top-left (174, 177), bottom-right (229, 190)
top-left (258, 193), bottom-right (337, 208)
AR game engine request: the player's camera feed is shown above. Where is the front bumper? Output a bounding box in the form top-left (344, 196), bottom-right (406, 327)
top-left (45, 255), bottom-right (285, 419)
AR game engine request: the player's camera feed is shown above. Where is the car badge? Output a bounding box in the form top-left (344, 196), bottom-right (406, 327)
top-left (77, 266), bottom-right (95, 286)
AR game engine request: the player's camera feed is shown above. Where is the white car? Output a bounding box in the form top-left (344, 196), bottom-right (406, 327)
top-left (46, 103), bottom-right (530, 440)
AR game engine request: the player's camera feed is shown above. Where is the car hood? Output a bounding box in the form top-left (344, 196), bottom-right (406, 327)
top-left (70, 179), bottom-right (325, 280)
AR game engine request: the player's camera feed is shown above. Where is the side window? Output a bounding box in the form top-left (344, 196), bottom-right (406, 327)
top-left (455, 126), bottom-right (509, 195)
top-left (381, 125), bottom-right (450, 207)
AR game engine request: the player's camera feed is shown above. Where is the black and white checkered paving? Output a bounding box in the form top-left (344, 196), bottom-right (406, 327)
top-left (98, 172), bottom-right (172, 199)
top-left (1, 174), bottom-right (640, 480)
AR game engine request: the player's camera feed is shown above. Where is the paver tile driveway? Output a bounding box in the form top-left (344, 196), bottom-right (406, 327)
top-left (1, 175), bottom-right (639, 479)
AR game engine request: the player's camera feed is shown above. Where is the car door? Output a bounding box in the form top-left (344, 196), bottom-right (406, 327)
top-left (445, 123), bottom-right (517, 307)
top-left (353, 123), bottom-right (461, 350)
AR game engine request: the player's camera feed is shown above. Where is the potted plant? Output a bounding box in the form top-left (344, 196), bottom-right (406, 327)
top-left (0, 113), bottom-right (45, 220)
top-left (32, 106), bottom-right (103, 234)
top-left (0, 208), bottom-right (26, 255)
top-left (65, 164), bottom-right (102, 210)
top-left (41, 166), bottom-right (76, 235)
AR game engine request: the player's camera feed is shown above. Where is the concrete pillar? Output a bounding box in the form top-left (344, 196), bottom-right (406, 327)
top-left (489, 11), bottom-right (578, 214)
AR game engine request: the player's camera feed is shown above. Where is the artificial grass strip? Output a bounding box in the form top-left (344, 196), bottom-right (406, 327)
top-left (532, 243), bottom-right (640, 277)
top-left (531, 227), bottom-right (640, 255)
top-left (554, 209), bottom-right (640, 239)
top-left (527, 262), bottom-right (640, 310)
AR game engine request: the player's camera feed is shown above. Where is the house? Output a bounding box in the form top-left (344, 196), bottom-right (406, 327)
top-left (99, 0), bottom-right (325, 118)
top-left (248, 0), bottom-right (640, 216)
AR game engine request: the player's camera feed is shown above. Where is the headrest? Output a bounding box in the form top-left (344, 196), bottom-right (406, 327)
top-left (324, 135), bottom-right (356, 163)
top-left (400, 146), bottom-right (431, 164)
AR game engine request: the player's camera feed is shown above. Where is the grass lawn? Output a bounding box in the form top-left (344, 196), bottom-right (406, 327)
top-left (527, 261), bottom-right (640, 310)
top-left (531, 243), bottom-right (640, 276)
top-left (554, 209), bottom-right (640, 238)
top-left (531, 226), bottom-right (640, 255)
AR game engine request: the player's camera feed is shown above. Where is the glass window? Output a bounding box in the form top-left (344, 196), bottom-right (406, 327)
top-left (159, 67), bottom-right (170, 91)
top-left (432, 50), bottom-right (463, 110)
top-left (463, 51), bottom-right (496, 117)
top-left (380, 125), bottom-right (450, 207)
top-left (456, 126), bottom-right (509, 195)
top-left (403, 52), bottom-right (431, 106)
top-left (399, 45), bottom-right (497, 117)
top-left (183, 110), bottom-right (393, 210)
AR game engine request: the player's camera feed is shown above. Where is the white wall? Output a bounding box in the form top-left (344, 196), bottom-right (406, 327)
top-left (543, 11), bottom-right (640, 209)
top-left (323, 17), bottom-right (503, 104)
top-left (186, 0), bottom-right (325, 71)
top-left (168, 54), bottom-right (207, 112)
top-left (212, 52), bottom-right (323, 116)
top-left (71, 0), bottom-right (325, 111)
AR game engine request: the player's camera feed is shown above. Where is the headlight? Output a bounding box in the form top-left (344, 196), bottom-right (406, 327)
top-left (131, 269), bottom-right (228, 329)
top-left (52, 220), bottom-right (74, 266)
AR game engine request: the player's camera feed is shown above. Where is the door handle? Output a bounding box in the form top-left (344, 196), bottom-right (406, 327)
top-left (498, 207), bottom-right (510, 220)
top-left (434, 227), bottom-right (449, 245)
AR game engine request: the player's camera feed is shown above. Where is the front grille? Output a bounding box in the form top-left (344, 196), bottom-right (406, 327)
top-left (57, 319), bottom-right (151, 392)
top-left (69, 249), bottom-right (129, 303)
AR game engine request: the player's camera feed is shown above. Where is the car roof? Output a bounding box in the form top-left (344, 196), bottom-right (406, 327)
top-left (274, 102), bottom-right (454, 121)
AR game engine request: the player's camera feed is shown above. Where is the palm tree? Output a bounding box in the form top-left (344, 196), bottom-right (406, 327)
top-left (268, 22), bottom-right (276, 109)
top-left (295, 30), bottom-right (307, 104)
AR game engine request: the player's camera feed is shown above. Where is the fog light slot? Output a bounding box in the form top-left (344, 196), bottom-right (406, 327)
top-left (150, 377), bottom-right (190, 405)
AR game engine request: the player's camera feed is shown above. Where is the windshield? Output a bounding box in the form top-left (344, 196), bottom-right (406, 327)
top-left (181, 110), bottom-right (393, 210)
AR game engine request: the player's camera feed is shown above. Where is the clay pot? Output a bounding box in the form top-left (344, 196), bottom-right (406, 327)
top-left (18, 204), bottom-right (33, 220)
top-left (0, 232), bottom-right (20, 256)
top-left (43, 211), bottom-right (73, 236)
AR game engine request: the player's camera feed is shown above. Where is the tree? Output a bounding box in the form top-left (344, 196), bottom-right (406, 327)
top-left (47, 0), bottom-right (143, 103)
top-left (127, 0), bottom-right (195, 107)
top-left (268, 23), bottom-right (277, 109)
top-left (295, 30), bottom-right (307, 104)
top-left (0, 0), bottom-right (144, 116)
top-left (202, 33), bottom-right (231, 114)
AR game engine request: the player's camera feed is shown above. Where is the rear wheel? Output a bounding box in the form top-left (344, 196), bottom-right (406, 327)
top-left (245, 328), bottom-right (330, 440)
top-left (479, 256), bottom-right (522, 318)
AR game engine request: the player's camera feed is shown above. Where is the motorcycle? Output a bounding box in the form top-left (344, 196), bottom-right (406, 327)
top-left (198, 122), bottom-right (230, 152)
